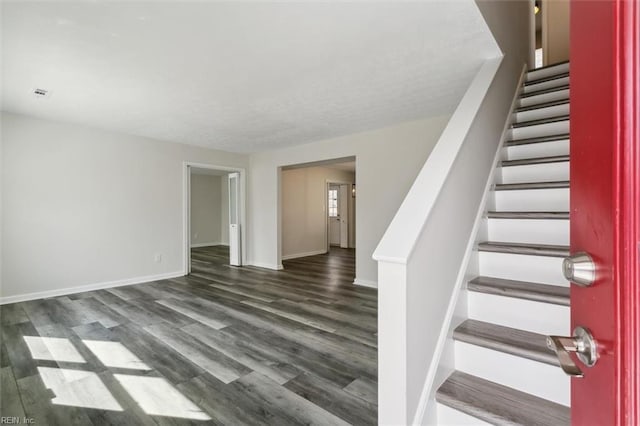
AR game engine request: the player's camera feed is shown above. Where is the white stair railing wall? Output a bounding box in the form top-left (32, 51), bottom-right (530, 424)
top-left (373, 56), bottom-right (528, 425)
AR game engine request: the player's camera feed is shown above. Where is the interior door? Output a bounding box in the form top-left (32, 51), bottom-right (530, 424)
top-left (228, 172), bottom-right (241, 266)
top-left (569, 1), bottom-right (639, 424)
top-left (339, 184), bottom-right (349, 248)
top-left (328, 186), bottom-right (340, 246)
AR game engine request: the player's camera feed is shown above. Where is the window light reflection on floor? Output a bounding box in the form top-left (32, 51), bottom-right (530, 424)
top-left (38, 367), bottom-right (123, 411)
top-left (83, 340), bottom-right (151, 370)
top-left (114, 374), bottom-right (211, 420)
top-left (23, 336), bottom-right (86, 364)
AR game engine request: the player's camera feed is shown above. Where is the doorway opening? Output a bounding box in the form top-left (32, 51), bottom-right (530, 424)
top-left (279, 157), bottom-right (356, 278)
top-left (183, 163), bottom-right (246, 275)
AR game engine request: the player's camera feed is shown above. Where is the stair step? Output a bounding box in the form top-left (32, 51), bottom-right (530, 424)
top-left (520, 84), bottom-right (570, 99)
top-left (495, 181), bottom-right (569, 191)
top-left (501, 155), bottom-right (569, 167)
top-left (524, 72), bottom-right (570, 87)
top-left (478, 241), bottom-right (569, 257)
top-left (436, 371), bottom-right (570, 426)
top-left (515, 99), bottom-right (569, 113)
top-left (512, 115), bottom-right (569, 129)
top-left (453, 319), bottom-right (559, 366)
top-left (468, 276), bottom-right (570, 306)
top-left (506, 133), bottom-right (569, 147)
top-left (526, 61), bottom-right (570, 81)
top-left (487, 211), bottom-right (569, 220)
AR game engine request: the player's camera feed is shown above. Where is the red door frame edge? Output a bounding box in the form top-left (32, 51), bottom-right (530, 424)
top-left (615, 0), bottom-right (640, 424)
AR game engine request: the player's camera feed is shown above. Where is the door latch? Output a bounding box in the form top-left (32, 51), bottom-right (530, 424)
top-left (546, 326), bottom-right (598, 377)
top-left (562, 252), bottom-right (596, 286)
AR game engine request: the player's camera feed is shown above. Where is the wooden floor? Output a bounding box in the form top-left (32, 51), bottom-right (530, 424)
top-left (0, 246), bottom-right (377, 425)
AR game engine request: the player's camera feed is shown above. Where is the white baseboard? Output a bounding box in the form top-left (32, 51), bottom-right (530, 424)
top-left (248, 261), bottom-right (284, 271)
top-left (0, 270), bottom-right (184, 305)
top-left (353, 277), bottom-right (378, 288)
top-left (190, 242), bottom-right (226, 248)
top-left (281, 249), bottom-right (327, 260)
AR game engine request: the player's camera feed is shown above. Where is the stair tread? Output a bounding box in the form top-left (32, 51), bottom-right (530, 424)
top-left (520, 84), bottom-right (569, 99)
top-left (512, 115), bottom-right (569, 128)
top-left (524, 72), bottom-right (570, 87)
top-left (468, 276), bottom-right (570, 306)
top-left (494, 181), bottom-right (569, 191)
top-left (527, 60), bottom-right (570, 74)
top-left (506, 133), bottom-right (570, 146)
top-left (515, 99), bottom-right (569, 113)
top-left (436, 371), bottom-right (570, 426)
top-left (501, 155), bottom-right (569, 167)
top-left (454, 319), bottom-right (560, 366)
top-left (478, 241), bottom-right (569, 257)
top-left (487, 211), bottom-right (569, 220)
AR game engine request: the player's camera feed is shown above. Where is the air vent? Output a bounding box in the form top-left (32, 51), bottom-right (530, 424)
top-left (32, 88), bottom-right (51, 99)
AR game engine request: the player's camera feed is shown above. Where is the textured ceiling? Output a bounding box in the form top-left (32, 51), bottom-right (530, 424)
top-left (1, 1), bottom-right (500, 153)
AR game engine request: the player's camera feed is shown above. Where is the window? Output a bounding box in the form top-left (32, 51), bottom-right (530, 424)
top-left (328, 189), bottom-right (338, 217)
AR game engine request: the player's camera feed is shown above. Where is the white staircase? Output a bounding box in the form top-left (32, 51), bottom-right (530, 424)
top-left (435, 61), bottom-right (571, 425)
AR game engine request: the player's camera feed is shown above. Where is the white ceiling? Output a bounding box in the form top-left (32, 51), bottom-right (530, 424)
top-left (324, 161), bottom-right (356, 173)
top-left (1, 1), bottom-right (499, 153)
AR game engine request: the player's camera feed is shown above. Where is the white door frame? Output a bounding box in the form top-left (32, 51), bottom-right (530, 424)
top-left (325, 179), bottom-right (353, 253)
top-left (183, 162), bottom-right (247, 275)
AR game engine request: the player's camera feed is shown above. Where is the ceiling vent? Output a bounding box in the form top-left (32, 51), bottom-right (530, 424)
top-left (32, 88), bottom-right (51, 99)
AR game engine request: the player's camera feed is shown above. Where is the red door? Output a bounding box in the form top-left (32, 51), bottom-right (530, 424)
top-left (571, 0), bottom-right (639, 424)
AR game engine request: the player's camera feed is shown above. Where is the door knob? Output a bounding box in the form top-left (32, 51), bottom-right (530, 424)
top-left (546, 326), bottom-right (598, 377)
top-left (562, 252), bottom-right (596, 286)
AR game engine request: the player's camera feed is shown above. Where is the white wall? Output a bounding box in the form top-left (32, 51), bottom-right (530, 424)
top-left (281, 166), bottom-right (355, 259)
top-left (374, 1), bottom-right (533, 423)
top-left (190, 174), bottom-right (223, 247)
top-left (1, 112), bottom-right (248, 302)
top-left (248, 115), bottom-right (450, 283)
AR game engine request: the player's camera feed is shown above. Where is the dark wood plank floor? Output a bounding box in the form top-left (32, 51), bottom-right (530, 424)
top-left (0, 246), bottom-right (377, 425)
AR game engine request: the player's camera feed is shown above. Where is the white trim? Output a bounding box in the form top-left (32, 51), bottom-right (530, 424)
top-left (248, 261), bottom-right (284, 270)
top-left (353, 277), bottom-right (378, 288)
top-left (190, 242), bottom-right (227, 248)
top-left (0, 271), bottom-right (184, 305)
top-left (412, 63), bottom-right (529, 425)
top-left (281, 249), bottom-right (327, 260)
top-left (183, 162), bottom-right (247, 275)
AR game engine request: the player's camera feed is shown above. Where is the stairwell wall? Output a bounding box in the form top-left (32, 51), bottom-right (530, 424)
top-left (373, 1), bottom-right (533, 424)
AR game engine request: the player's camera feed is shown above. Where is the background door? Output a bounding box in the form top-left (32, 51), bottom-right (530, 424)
top-left (338, 184), bottom-right (349, 248)
top-left (328, 185), bottom-right (340, 246)
top-left (228, 172), bottom-right (241, 266)
top-left (571, 0), bottom-right (639, 424)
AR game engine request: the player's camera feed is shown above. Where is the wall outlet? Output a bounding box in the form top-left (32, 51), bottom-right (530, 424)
top-left (193, 232), bottom-right (198, 239)
top-left (154, 254), bottom-right (162, 263)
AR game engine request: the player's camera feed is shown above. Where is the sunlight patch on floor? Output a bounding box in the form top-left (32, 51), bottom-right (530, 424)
top-left (83, 340), bottom-right (151, 371)
top-left (24, 336), bottom-right (85, 364)
top-left (38, 367), bottom-right (123, 411)
top-left (114, 374), bottom-right (211, 420)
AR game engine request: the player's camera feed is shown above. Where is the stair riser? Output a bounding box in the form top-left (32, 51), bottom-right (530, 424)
top-left (499, 161), bottom-right (569, 184)
top-left (505, 139), bottom-right (569, 160)
top-left (514, 103), bottom-right (570, 122)
top-left (437, 403), bottom-right (492, 426)
top-left (468, 292), bottom-right (570, 335)
top-left (454, 342), bottom-right (570, 406)
top-left (493, 187), bottom-right (569, 211)
top-left (523, 76), bottom-right (570, 94)
top-left (509, 120), bottom-right (569, 140)
top-left (517, 89), bottom-right (569, 108)
top-left (487, 218), bottom-right (569, 246)
top-left (479, 251), bottom-right (568, 285)
top-left (526, 63), bottom-right (570, 81)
